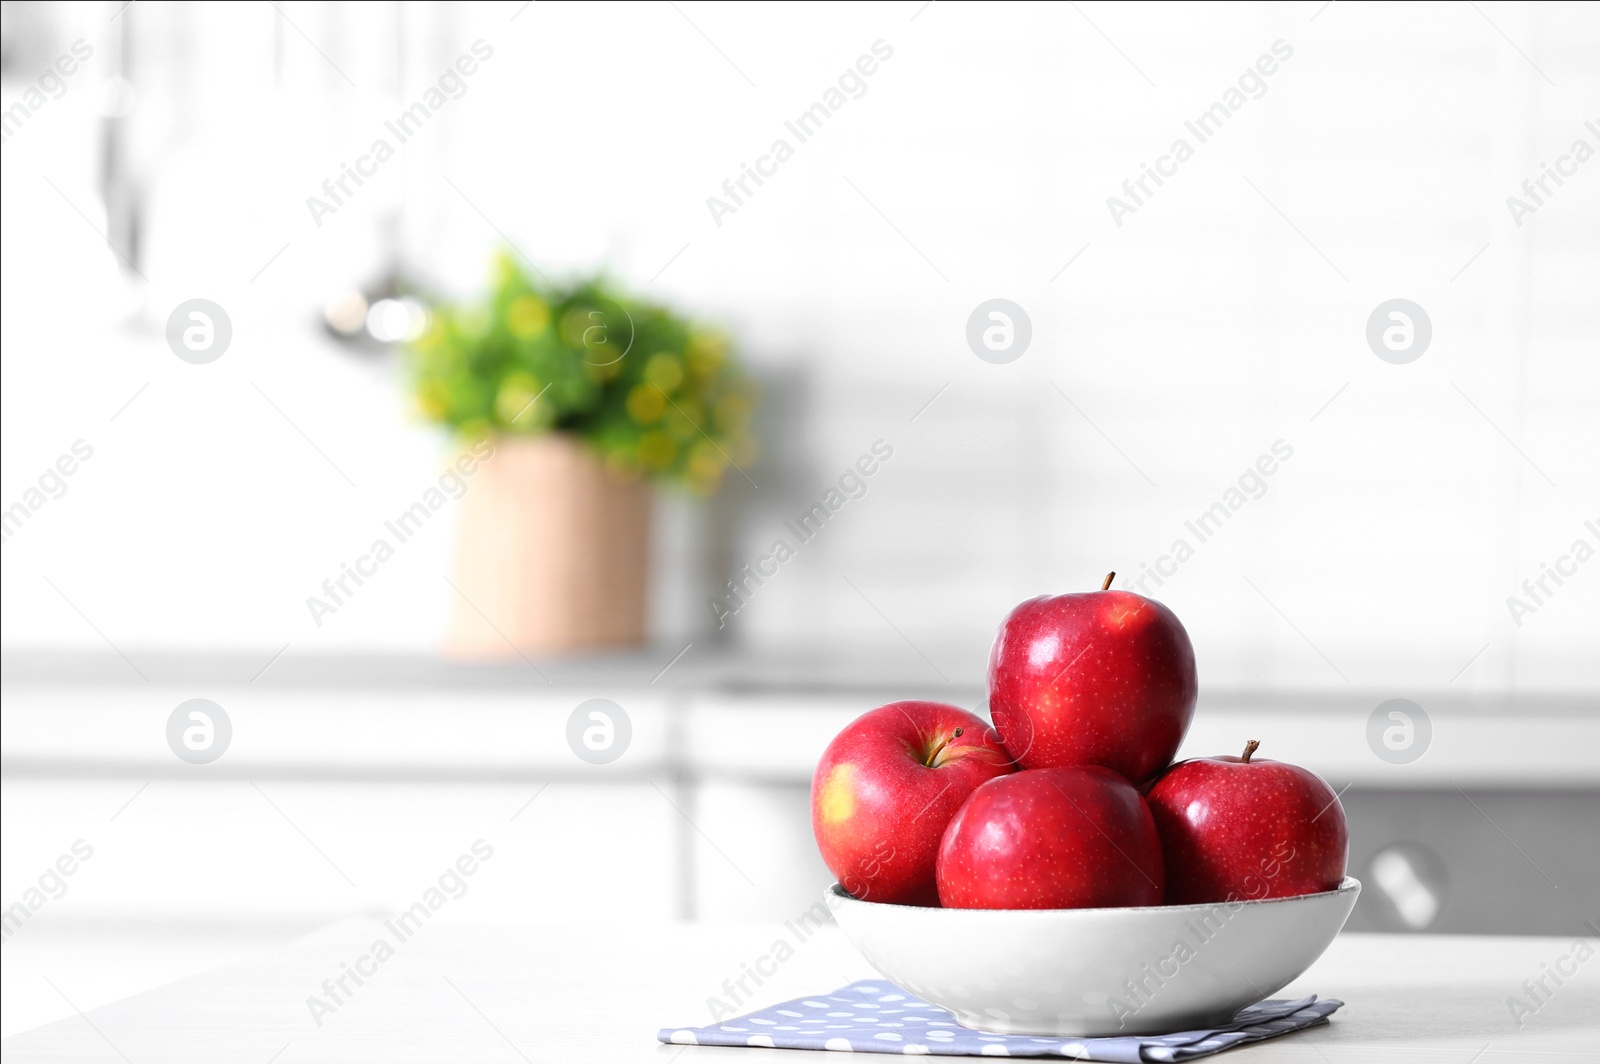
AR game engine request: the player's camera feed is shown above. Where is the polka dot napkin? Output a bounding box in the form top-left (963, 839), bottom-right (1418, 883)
top-left (659, 980), bottom-right (1341, 1060)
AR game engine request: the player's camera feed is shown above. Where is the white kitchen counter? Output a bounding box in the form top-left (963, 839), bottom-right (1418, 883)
top-left (7, 651), bottom-right (1598, 789)
top-left (2, 924), bottom-right (1595, 1062)
top-left (4, 651), bottom-right (1597, 972)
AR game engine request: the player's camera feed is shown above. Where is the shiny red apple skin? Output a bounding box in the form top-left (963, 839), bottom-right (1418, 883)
top-left (812, 700), bottom-right (1014, 906)
top-left (1145, 749), bottom-right (1348, 905)
top-left (936, 765), bottom-right (1165, 910)
top-left (988, 590), bottom-right (1197, 787)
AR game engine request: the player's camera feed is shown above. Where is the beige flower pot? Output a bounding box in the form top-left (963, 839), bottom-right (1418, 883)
top-left (445, 434), bottom-right (650, 658)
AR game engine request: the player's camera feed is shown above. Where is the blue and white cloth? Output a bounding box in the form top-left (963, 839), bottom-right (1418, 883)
top-left (660, 979), bottom-right (1341, 1060)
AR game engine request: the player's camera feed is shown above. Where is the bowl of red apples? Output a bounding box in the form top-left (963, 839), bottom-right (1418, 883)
top-left (813, 574), bottom-right (1358, 1037)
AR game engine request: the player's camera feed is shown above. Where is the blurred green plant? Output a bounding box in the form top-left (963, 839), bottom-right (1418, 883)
top-left (407, 252), bottom-right (757, 495)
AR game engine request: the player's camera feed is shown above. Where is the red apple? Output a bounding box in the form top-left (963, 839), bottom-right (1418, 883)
top-left (988, 574), bottom-right (1197, 787)
top-left (936, 765), bottom-right (1165, 909)
top-left (1145, 740), bottom-right (1348, 905)
top-left (812, 700), bottom-right (1014, 905)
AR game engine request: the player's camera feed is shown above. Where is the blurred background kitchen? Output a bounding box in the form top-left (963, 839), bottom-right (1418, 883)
top-left (3, 0), bottom-right (1597, 1038)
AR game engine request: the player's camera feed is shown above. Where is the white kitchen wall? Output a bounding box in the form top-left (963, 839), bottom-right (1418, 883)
top-left (3, 0), bottom-right (1597, 697)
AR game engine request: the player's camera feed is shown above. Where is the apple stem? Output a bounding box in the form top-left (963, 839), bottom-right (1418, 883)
top-left (925, 727), bottom-right (964, 767)
top-left (1241, 739), bottom-right (1260, 764)
top-left (1101, 572), bottom-right (1115, 591)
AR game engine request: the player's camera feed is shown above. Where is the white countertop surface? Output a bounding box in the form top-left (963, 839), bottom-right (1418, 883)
top-left (7, 659), bottom-right (1597, 788)
top-left (2, 923), bottom-right (1596, 1062)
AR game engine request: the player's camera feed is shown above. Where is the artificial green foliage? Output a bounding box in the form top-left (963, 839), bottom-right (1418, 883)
top-left (407, 252), bottom-right (756, 495)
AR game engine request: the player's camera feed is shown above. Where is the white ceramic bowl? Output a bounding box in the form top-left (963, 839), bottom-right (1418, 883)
top-left (830, 877), bottom-right (1359, 1036)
